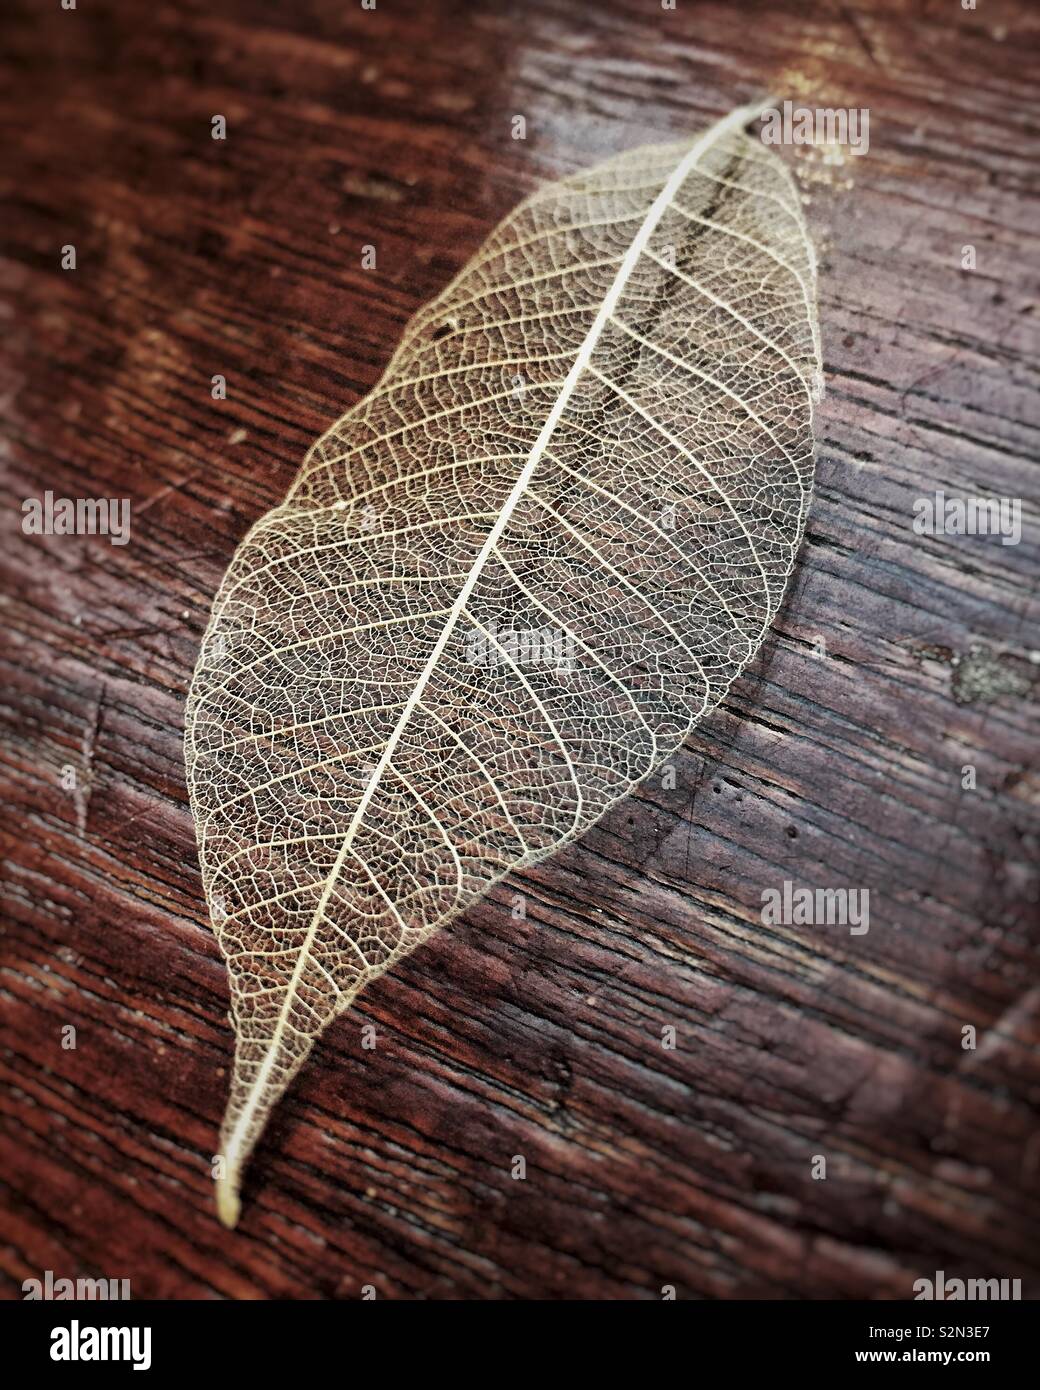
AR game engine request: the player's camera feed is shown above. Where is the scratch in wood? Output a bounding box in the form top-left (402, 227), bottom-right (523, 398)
top-left (838, 5), bottom-right (881, 70)
top-left (75, 681), bottom-right (105, 838)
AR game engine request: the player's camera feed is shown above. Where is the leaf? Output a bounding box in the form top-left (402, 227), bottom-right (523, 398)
top-left (185, 101), bottom-right (822, 1227)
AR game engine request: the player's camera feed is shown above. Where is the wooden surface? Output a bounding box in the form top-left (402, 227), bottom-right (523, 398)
top-left (1, 0), bottom-right (1038, 1300)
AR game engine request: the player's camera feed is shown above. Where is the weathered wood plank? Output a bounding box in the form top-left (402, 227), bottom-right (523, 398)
top-left (1, 0), bottom-right (1037, 1298)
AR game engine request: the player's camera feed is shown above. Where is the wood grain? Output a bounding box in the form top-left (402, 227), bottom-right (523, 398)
top-left (1, 0), bottom-right (1037, 1299)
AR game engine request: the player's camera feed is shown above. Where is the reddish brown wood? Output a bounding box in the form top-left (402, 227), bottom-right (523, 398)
top-left (0, 0), bottom-right (1037, 1299)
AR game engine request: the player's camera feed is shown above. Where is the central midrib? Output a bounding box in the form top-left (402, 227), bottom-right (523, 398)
top-left (224, 102), bottom-right (760, 1160)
